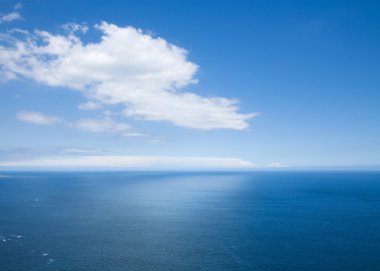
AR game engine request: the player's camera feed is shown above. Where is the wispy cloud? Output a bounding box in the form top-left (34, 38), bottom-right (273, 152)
top-left (14, 3), bottom-right (23, 10)
top-left (75, 118), bottom-right (130, 132)
top-left (0, 155), bottom-right (256, 169)
top-left (123, 132), bottom-right (148, 138)
top-left (17, 111), bottom-right (62, 125)
top-left (0, 12), bottom-right (22, 23)
top-left (0, 3), bottom-right (23, 23)
top-left (62, 22), bottom-right (88, 34)
top-left (78, 101), bottom-right (102, 110)
top-left (123, 131), bottom-right (167, 143)
top-left (16, 111), bottom-right (133, 135)
top-left (61, 147), bottom-right (107, 155)
top-left (0, 22), bottom-right (257, 130)
top-left (266, 162), bottom-right (287, 168)
top-left (0, 146), bottom-right (109, 161)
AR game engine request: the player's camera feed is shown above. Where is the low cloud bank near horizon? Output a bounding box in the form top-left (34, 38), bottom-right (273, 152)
top-left (0, 155), bottom-right (255, 169)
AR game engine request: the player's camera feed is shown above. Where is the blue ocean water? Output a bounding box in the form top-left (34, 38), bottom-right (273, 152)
top-left (0, 171), bottom-right (379, 270)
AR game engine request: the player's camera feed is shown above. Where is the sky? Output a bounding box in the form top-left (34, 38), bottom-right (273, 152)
top-left (0, 0), bottom-right (379, 170)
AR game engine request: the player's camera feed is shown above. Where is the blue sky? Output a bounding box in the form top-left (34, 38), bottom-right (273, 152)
top-left (0, 0), bottom-right (379, 169)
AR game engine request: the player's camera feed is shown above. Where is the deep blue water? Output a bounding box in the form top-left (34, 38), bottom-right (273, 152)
top-left (0, 171), bottom-right (380, 270)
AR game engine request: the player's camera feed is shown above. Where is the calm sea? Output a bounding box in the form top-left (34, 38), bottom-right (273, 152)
top-left (0, 171), bottom-right (379, 270)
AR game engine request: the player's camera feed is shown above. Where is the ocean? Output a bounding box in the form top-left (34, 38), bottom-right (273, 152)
top-left (0, 171), bottom-right (379, 270)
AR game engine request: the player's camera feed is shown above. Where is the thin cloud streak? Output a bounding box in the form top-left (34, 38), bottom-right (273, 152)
top-left (75, 118), bottom-right (130, 132)
top-left (267, 162), bottom-right (288, 168)
top-left (16, 111), bottom-right (62, 125)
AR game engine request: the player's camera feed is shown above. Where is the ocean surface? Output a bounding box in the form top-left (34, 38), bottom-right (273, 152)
top-left (0, 171), bottom-right (379, 270)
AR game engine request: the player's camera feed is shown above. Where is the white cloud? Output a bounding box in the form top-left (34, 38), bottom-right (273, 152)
top-left (267, 162), bottom-right (287, 168)
top-left (17, 111), bottom-right (62, 125)
top-left (75, 118), bottom-right (130, 132)
top-left (0, 12), bottom-right (22, 23)
top-left (78, 101), bottom-right (102, 110)
top-left (16, 111), bottom-right (130, 133)
top-left (0, 22), bottom-right (256, 130)
top-left (123, 132), bottom-right (148, 138)
top-left (0, 155), bottom-right (255, 169)
top-left (62, 22), bottom-right (88, 34)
